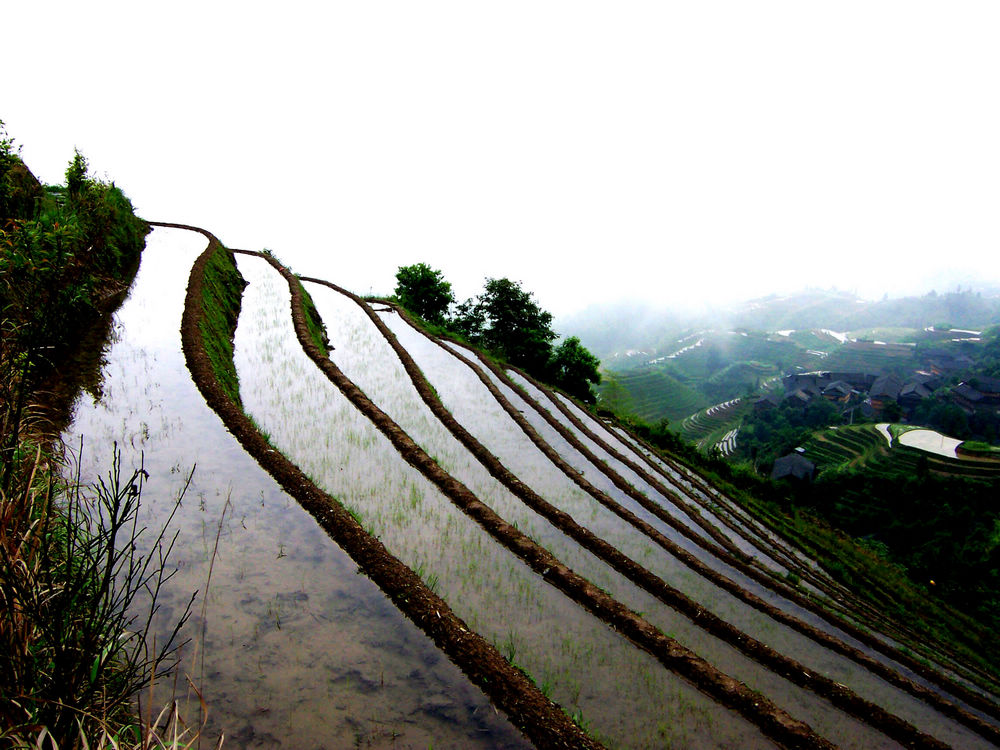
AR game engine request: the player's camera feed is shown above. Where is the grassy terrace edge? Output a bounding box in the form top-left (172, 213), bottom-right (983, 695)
top-left (199, 242), bottom-right (247, 406)
top-left (167, 224), bottom-right (602, 750)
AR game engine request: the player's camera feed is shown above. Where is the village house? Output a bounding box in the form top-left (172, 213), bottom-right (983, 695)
top-left (771, 453), bottom-right (816, 482)
top-left (869, 374), bottom-right (903, 412)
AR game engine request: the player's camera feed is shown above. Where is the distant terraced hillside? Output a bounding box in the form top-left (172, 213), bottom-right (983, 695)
top-left (803, 424), bottom-right (1000, 480)
top-left (820, 340), bottom-right (919, 373)
top-left (599, 366), bottom-right (711, 424)
top-left (681, 398), bottom-right (750, 456)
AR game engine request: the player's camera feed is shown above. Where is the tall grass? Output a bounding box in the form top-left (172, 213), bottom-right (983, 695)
top-left (0, 443), bottom-right (195, 747)
top-left (1, 139), bottom-right (195, 747)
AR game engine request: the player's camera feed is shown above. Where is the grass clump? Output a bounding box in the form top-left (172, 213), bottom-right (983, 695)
top-left (0, 446), bottom-right (193, 745)
top-left (198, 243), bottom-right (247, 407)
top-left (298, 279), bottom-right (331, 354)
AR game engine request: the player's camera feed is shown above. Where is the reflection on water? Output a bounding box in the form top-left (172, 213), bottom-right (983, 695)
top-left (235, 263), bottom-right (777, 749)
top-left (63, 228), bottom-right (528, 749)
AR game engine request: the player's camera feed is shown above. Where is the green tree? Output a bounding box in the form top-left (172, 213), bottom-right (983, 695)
top-left (451, 296), bottom-right (485, 340)
top-left (394, 262), bottom-right (454, 326)
top-left (548, 336), bottom-right (601, 404)
top-left (65, 148), bottom-right (89, 197)
top-left (0, 120), bottom-right (17, 213)
top-left (0, 122), bottom-right (41, 222)
top-left (456, 277), bottom-right (557, 375)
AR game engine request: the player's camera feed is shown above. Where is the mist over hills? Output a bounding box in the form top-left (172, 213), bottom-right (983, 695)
top-left (562, 287), bottom-right (1000, 360)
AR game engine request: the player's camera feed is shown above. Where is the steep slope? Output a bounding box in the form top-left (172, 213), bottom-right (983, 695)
top-left (70, 224), bottom-right (1000, 749)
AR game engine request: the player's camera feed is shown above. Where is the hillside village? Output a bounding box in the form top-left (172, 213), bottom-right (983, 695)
top-left (764, 358), bottom-right (1000, 424)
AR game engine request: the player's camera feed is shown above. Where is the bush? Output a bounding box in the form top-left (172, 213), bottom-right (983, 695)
top-left (394, 263), bottom-right (454, 327)
top-left (0, 448), bottom-right (192, 742)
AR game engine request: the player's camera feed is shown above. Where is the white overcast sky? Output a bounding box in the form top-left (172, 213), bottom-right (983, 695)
top-left (3, 2), bottom-right (999, 318)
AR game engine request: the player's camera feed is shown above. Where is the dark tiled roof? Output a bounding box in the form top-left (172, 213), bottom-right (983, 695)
top-left (870, 374), bottom-right (903, 400)
top-left (970, 376), bottom-right (1000, 394)
top-left (899, 382), bottom-right (931, 400)
top-left (823, 381), bottom-right (853, 396)
top-left (755, 393), bottom-right (781, 407)
top-left (771, 454), bottom-right (816, 481)
top-left (953, 383), bottom-right (984, 402)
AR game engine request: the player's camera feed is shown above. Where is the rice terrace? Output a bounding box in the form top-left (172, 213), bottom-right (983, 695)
top-left (52, 222), bottom-right (1000, 748)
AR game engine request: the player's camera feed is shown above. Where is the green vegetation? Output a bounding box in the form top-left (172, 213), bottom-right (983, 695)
top-left (394, 264), bottom-right (602, 403)
top-left (547, 336), bottom-right (602, 404)
top-left (0, 449), bottom-right (191, 744)
top-left (737, 399), bottom-right (842, 467)
top-left (198, 243), bottom-right (247, 406)
top-left (601, 367), bottom-right (710, 424)
top-left (624, 412), bottom-right (1000, 675)
top-left (681, 399), bottom-right (750, 451)
top-left (1, 125), bottom-right (192, 746)
top-left (959, 440), bottom-right (1000, 456)
top-left (801, 464), bottom-right (1000, 633)
top-left (452, 277), bottom-right (557, 375)
top-left (1, 131), bottom-right (146, 477)
top-left (597, 331), bottom-right (801, 426)
top-left (299, 279), bottom-right (331, 354)
top-left (394, 262), bottom-right (454, 327)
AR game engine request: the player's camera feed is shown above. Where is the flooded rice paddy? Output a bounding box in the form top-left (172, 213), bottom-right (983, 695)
top-left (62, 226), bottom-right (1000, 749)
top-left (237, 258), bottom-right (775, 748)
top-left (65, 229), bottom-right (528, 749)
